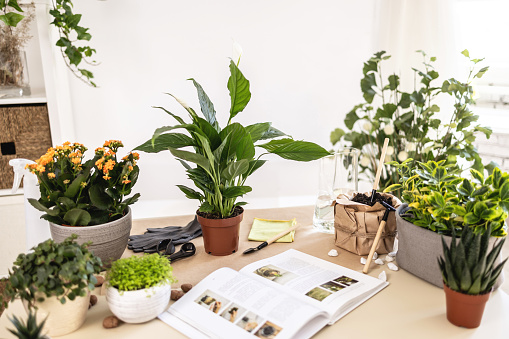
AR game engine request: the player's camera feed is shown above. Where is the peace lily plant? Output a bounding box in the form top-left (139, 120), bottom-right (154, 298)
top-left (137, 58), bottom-right (330, 218)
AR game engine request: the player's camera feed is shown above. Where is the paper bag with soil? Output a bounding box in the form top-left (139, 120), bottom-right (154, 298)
top-left (334, 192), bottom-right (400, 255)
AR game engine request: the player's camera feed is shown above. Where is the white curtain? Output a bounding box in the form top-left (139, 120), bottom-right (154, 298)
top-left (373, 0), bottom-right (458, 92)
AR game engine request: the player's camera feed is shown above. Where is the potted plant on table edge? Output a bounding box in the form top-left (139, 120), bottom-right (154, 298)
top-left (7, 310), bottom-right (49, 339)
top-left (1, 235), bottom-right (102, 336)
top-left (136, 57), bottom-right (330, 255)
top-left (26, 140), bottom-right (141, 265)
top-left (105, 253), bottom-right (177, 323)
top-left (438, 225), bottom-right (507, 328)
top-left (384, 159), bottom-right (508, 288)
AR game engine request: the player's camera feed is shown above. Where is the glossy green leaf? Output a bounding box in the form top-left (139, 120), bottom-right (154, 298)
top-left (169, 148), bottom-right (210, 172)
top-left (89, 184), bottom-right (112, 210)
top-left (227, 60), bottom-right (251, 121)
top-left (236, 134), bottom-right (255, 160)
top-left (189, 78), bottom-right (218, 130)
top-left (177, 185), bottom-right (203, 200)
top-left (136, 133), bottom-right (195, 153)
top-left (0, 11), bottom-right (24, 26)
top-left (245, 122), bottom-right (271, 143)
top-left (222, 185), bottom-right (252, 198)
top-left (64, 174), bottom-right (88, 198)
top-left (265, 141), bottom-right (330, 161)
top-left (63, 208), bottom-right (91, 226)
top-left (259, 126), bottom-right (286, 140)
top-left (221, 159), bottom-right (249, 181)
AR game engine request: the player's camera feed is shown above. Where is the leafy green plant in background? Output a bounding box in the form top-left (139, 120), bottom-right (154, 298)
top-left (331, 50), bottom-right (491, 189)
top-left (1, 0), bottom-right (97, 86)
top-left (106, 254), bottom-right (177, 292)
top-left (136, 58), bottom-right (330, 218)
top-left (438, 225), bottom-right (507, 295)
top-left (385, 159), bottom-right (508, 237)
top-left (1, 235), bottom-right (102, 309)
top-left (8, 311), bottom-right (49, 339)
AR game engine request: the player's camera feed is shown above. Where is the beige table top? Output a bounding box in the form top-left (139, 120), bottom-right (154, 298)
top-left (1, 206), bottom-right (508, 338)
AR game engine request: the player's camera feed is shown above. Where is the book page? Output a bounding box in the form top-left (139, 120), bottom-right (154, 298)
top-left (239, 249), bottom-right (388, 324)
top-left (160, 267), bottom-right (329, 339)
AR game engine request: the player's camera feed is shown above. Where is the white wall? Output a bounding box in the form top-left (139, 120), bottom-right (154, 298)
top-left (60, 0), bottom-right (377, 218)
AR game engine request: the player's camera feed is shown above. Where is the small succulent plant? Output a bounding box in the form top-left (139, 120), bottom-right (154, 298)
top-left (438, 225), bottom-right (507, 295)
top-left (8, 311), bottom-right (49, 339)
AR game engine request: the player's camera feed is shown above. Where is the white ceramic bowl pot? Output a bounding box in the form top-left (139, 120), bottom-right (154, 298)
top-left (106, 283), bottom-right (172, 323)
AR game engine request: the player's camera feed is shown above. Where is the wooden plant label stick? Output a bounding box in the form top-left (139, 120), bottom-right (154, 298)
top-left (373, 138), bottom-right (390, 192)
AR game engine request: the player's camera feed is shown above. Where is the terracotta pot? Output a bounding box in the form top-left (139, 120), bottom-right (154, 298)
top-left (443, 283), bottom-right (490, 328)
top-left (396, 204), bottom-right (504, 289)
top-left (197, 208), bottom-right (243, 256)
top-left (106, 283), bottom-right (172, 323)
top-left (23, 292), bottom-right (90, 336)
top-left (49, 208), bottom-right (132, 266)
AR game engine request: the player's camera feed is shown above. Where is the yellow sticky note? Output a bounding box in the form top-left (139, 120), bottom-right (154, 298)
top-left (248, 218), bottom-right (297, 243)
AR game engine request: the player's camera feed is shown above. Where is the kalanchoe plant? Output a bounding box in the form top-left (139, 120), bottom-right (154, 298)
top-left (8, 311), bottom-right (49, 339)
top-left (438, 225), bottom-right (507, 295)
top-left (27, 140), bottom-right (140, 226)
top-left (106, 254), bottom-right (177, 292)
top-left (331, 50), bottom-right (492, 190)
top-left (1, 235), bottom-right (102, 309)
top-left (136, 58), bottom-right (330, 218)
top-left (385, 159), bottom-right (508, 237)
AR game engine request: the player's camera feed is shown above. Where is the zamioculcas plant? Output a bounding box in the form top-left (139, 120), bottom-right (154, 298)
top-left (385, 159), bottom-right (508, 237)
top-left (438, 225), bottom-right (507, 295)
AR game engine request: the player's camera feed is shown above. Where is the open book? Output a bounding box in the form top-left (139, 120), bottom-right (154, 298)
top-left (159, 249), bottom-right (388, 339)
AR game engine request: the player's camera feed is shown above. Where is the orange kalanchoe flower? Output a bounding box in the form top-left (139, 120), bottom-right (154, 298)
top-left (103, 175), bottom-right (111, 180)
top-left (47, 173), bottom-right (56, 179)
top-left (103, 159), bottom-right (116, 173)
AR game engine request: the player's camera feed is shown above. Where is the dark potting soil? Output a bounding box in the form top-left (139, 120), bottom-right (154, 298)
top-left (197, 205), bottom-right (244, 220)
top-left (351, 192), bottom-right (393, 207)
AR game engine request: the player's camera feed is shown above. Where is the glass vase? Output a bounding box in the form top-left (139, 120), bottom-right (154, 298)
top-left (312, 148), bottom-right (360, 233)
top-left (0, 49), bottom-right (31, 98)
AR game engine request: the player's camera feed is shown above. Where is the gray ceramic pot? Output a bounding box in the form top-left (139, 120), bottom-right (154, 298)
top-left (49, 208), bottom-right (132, 266)
top-left (396, 204), bottom-right (504, 289)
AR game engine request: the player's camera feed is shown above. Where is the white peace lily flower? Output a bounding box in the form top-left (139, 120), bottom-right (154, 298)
top-left (386, 146), bottom-right (394, 156)
top-left (362, 121), bottom-right (372, 132)
top-left (383, 124), bottom-right (394, 135)
top-left (360, 155), bottom-right (371, 167)
top-left (232, 40), bottom-right (243, 66)
top-left (406, 142), bottom-right (416, 152)
top-left (398, 151), bottom-right (408, 162)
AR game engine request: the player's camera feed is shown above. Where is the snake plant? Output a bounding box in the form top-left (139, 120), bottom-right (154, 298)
top-left (438, 225), bottom-right (507, 295)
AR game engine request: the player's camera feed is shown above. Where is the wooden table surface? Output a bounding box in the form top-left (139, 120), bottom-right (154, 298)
top-left (1, 206), bottom-right (508, 338)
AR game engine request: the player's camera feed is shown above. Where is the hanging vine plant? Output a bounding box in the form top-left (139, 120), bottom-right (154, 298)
top-left (1, 0), bottom-right (97, 87)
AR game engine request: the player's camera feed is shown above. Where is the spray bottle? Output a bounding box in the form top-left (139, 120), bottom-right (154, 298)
top-left (10, 159), bottom-right (51, 250)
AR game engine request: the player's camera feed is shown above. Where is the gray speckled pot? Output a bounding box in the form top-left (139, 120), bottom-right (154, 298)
top-left (396, 204), bottom-right (504, 289)
top-left (49, 208), bottom-right (132, 266)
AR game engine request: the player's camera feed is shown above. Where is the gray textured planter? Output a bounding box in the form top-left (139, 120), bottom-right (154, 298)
top-left (396, 204), bottom-right (504, 289)
top-left (49, 208), bottom-right (132, 266)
